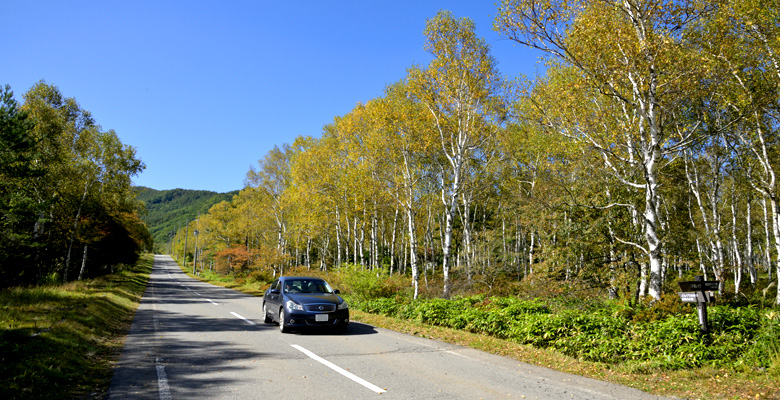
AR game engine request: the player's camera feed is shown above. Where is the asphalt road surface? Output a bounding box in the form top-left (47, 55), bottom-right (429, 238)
top-left (108, 255), bottom-right (668, 400)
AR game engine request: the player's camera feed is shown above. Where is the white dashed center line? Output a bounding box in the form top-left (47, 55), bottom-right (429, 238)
top-left (230, 312), bottom-right (255, 325)
top-left (291, 344), bottom-right (386, 394)
top-left (155, 357), bottom-right (172, 400)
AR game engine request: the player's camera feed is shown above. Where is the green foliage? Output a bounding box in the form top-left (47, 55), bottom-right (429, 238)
top-left (0, 82), bottom-right (149, 287)
top-left (631, 294), bottom-right (689, 323)
top-left (741, 311), bottom-right (780, 370)
top-left (331, 264), bottom-right (410, 302)
top-left (134, 187), bottom-right (238, 251)
top-left (0, 84), bottom-right (41, 285)
top-left (350, 293), bottom-right (780, 374)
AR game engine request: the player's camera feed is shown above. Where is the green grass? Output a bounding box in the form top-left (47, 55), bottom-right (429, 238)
top-left (0, 254), bottom-right (153, 399)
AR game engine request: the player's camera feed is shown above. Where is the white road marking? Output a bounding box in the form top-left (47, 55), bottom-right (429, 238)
top-left (230, 312), bottom-right (255, 325)
top-left (291, 344), bottom-right (386, 394)
top-left (155, 357), bottom-right (172, 400)
top-left (445, 350), bottom-right (468, 358)
top-left (206, 299), bottom-right (218, 305)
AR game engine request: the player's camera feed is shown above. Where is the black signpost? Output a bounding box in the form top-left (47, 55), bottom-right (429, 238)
top-left (678, 276), bottom-right (720, 335)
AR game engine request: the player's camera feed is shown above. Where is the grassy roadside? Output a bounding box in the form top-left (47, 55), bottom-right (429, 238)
top-left (0, 254), bottom-right (153, 399)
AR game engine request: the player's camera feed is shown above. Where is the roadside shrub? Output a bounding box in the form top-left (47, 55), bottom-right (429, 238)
top-left (740, 310), bottom-right (780, 374)
top-left (359, 297), bottom-right (402, 316)
top-left (350, 291), bottom-right (777, 372)
top-left (333, 265), bottom-right (408, 301)
top-left (490, 297), bottom-right (551, 316)
top-left (451, 307), bottom-right (486, 330)
top-left (627, 314), bottom-right (703, 368)
top-left (631, 293), bottom-right (687, 323)
top-left (414, 298), bottom-right (460, 326)
top-left (245, 268), bottom-right (273, 285)
top-left (507, 313), bottom-right (553, 346)
top-left (468, 308), bottom-right (511, 337)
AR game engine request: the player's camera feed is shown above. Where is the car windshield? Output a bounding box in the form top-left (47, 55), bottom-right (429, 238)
top-left (282, 279), bottom-right (333, 294)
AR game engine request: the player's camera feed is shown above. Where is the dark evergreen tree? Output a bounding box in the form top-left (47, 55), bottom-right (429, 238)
top-left (0, 85), bottom-right (44, 286)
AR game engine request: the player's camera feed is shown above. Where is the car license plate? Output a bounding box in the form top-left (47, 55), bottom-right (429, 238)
top-left (315, 313), bottom-right (328, 322)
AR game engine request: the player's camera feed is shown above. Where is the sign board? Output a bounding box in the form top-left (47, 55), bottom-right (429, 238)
top-left (679, 276), bottom-right (716, 335)
top-left (678, 280), bottom-right (720, 292)
top-left (678, 292), bottom-right (699, 303)
top-left (678, 291), bottom-right (712, 303)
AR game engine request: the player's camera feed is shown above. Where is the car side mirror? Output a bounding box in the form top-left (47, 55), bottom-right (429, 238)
top-left (270, 289), bottom-right (280, 294)
top-left (334, 289), bottom-right (340, 294)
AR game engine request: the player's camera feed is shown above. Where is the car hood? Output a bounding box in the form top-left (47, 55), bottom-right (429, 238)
top-left (286, 293), bottom-right (343, 305)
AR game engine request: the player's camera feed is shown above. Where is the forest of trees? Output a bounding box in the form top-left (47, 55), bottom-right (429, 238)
top-left (135, 187), bottom-right (238, 252)
top-left (0, 81), bottom-right (151, 288)
top-left (170, 1), bottom-right (780, 305)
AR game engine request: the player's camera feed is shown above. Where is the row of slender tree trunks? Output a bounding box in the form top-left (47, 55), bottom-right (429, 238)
top-left (193, 183), bottom-right (778, 300)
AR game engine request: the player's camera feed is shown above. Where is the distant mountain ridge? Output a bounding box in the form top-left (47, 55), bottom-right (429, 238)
top-left (134, 187), bottom-right (239, 251)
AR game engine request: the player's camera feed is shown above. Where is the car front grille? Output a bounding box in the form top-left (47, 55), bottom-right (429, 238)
top-left (304, 303), bottom-right (336, 312)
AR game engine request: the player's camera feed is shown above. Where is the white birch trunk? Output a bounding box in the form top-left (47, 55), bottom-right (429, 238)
top-left (336, 207), bottom-right (342, 267)
top-left (769, 198), bottom-right (780, 305)
top-left (762, 198), bottom-right (772, 281)
top-left (746, 199), bottom-right (756, 285)
top-left (408, 207), bottom-right (419, 299)
top-left (390, 206), bottom-right (398, 274)
top-left (372, 206), bottom-right (378, 270)
top-left (441, 159), bottom-right (461, 299)
top-left (528, 231), bottom-right (535, 275)
top-left (731, 199), bottom-right (743, 294)
top-left (460, 191), bottom-right (473, 285)
top-left (77, 245), bottom-right (88, 281)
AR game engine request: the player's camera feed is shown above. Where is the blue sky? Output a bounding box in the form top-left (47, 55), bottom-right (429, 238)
top-left (2, 1), bottom-right (544, 193)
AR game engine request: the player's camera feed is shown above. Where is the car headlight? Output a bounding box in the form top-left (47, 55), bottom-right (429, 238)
top-left (337, 300), bottom-right (349, 310)
top-left (286, 300), bottom-right (303, 311)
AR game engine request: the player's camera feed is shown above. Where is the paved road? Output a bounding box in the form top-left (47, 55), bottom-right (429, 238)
top-left (109, 255), bottom-right (668, 400)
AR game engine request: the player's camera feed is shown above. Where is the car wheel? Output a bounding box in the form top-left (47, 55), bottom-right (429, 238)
top-left (278, 308), bottom-right (289, 333)
top-left (262, 302), bottom-right (272, 323)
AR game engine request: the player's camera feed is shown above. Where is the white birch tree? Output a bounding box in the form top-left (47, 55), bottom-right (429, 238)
top-left (497, 0), bottom-right (710, 299)
top-left (409, 11), bottom-right (506, 298)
